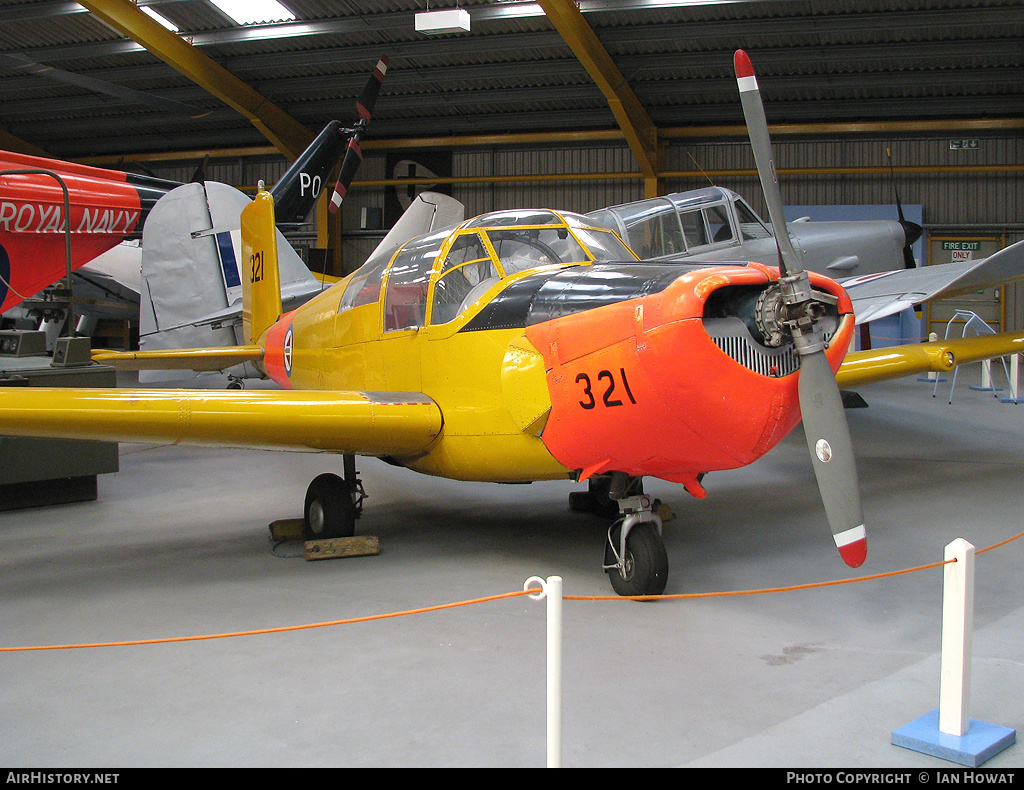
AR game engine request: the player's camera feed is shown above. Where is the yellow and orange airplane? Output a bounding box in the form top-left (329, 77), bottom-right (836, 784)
top-left (1, 51), bottom-right (1022, 596)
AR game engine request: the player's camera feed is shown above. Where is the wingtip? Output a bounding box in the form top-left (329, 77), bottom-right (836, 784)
top-left (734, 49), bottom-right (754, 79)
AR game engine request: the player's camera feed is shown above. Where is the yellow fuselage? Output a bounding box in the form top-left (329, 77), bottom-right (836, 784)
top-left (274, 281), bottom-right (567, 483)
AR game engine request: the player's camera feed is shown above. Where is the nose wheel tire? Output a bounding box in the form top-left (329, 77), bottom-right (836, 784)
top-left (604, 521), bottom-right (668, 597)
top-left (303, 473), bottom-right (358, 540)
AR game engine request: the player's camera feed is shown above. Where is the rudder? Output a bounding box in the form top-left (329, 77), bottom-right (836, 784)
top-left (241, 185), bottom-right (283, 345)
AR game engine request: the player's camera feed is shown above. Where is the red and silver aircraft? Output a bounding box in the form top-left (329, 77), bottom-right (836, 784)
top-left (0, 57), bottom-right (390, 319)
top-left (1, 52), bottom-right (1022, 596)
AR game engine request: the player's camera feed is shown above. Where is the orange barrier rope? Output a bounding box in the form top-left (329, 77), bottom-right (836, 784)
top-left (0, 590), bottom-right (533, 653)
top-left (977, 528), bottom-right (1024, 554)
top-left (3, 530), bottom-right (1022, 652)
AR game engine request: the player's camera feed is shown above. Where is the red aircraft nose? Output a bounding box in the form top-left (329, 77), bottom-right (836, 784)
top-left (527, 263), bottom-right (855, 495)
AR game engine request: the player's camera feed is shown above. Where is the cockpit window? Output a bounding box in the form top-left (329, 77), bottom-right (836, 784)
top-left (486, 227), bottom-right (589, 274)
top-left (339, 252), bottom-right (390, 311)
top-left (382, 229), bottom-right (447, 331)
top-left (735, 199), bottom-right (772, 240)
top-left (570, 227), bottom-right (636, 261)
top-left (431, 233), bottom-right (498, 325)
top-left (624, 211), bottom-right (685, 258)
top-left (706, 204), bottom-right (734, 243)
top-left (679, 209), bottom-right (708, 248)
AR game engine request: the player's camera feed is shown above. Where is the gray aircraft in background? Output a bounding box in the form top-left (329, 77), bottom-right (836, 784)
top-left (588, 186), bottom-right (921, 278)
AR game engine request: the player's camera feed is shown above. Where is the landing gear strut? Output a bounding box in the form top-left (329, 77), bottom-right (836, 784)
top-left (600, 473), bottom-right (668, 596)
top-left (569, 474), bottom-right (644, 519)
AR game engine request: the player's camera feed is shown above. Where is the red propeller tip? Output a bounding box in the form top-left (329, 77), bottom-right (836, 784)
top-left (838, 535), bottom-right (867, 568)
top-left (734, 49), bottom-right (755, 79)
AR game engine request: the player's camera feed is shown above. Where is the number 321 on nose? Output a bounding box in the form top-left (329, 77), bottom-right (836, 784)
top-left (575, 368), bottom-right (636, 410)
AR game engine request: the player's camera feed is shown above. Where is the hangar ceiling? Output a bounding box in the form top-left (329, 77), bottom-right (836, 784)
top-left (0, 0), bottom-right (1021, 165)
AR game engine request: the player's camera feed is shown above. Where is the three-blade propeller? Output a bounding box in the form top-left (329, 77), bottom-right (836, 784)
top-left (328, 56), bottom-right (389, 214)
top-left (734, 49), bottom-right (867, 567)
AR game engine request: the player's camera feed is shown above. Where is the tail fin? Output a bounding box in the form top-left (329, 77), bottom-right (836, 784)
top-left (270, 56), bottom-right (389, 225)
top-left (240, 186), bottom-right (283, 344)
top-left (269, 119), bottom-right (348, 226)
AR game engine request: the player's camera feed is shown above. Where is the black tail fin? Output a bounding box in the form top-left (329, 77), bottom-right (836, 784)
top-left (270, 120), bottom-right (349, 225)
top-left (271, 56), bottom-right (388, 226)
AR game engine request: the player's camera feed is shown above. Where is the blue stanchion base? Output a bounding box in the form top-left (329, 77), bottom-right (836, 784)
top-left (892, 710), bottom-right (1016, 767)
top-left (917, 377), bottom-right (948, 382)
top-left (969, 386), bottom-right (1004, 392)
top-left (999, 397), bottom-right (1024, 404)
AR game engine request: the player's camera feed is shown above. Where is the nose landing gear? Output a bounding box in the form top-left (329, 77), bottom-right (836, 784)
top-left (603, 492), bottom-right (669, 597)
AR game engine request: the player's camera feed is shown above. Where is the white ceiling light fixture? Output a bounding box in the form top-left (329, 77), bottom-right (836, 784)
top-left (209, 0), bottom-right (297, 26)
top-left (415, 5), bottom-right (471, 35)
top-left (139, 6), bottom-right (179, 31)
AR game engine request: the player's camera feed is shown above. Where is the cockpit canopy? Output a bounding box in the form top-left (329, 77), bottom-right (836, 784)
top-left (339, 208), bottom-right (637, 331)
top-left (588, 187), bottom-right (772, 260)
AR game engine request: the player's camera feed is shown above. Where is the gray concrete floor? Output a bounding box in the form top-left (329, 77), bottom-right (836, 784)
top-left (1, 369), bottom-right (1022, 768)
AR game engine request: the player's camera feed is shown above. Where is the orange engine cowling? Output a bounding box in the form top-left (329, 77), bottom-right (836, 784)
top-left (528, 262), bottom-right (855, 496)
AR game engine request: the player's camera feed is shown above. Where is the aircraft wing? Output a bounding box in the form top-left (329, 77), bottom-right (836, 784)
top-left (843, 238), bottom-right (1024, 324)
top-left (836, 330), bottom-right (1024, 389)
top-left (0, 388), bottom-right (442, 457)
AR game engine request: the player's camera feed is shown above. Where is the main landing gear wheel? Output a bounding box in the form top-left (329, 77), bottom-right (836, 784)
top-left (604, 520), bottom-right (669, 597)
top-left (303, 473), bottom-right (358, 540)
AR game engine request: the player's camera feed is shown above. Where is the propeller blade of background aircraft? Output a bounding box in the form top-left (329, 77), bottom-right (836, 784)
top-left (355, 56), bottom-right (389, 121)
top-left (329, 56), bottom-right (388, 213)
top-left (329, 136), bottom-right (363, 213)
top-left (887, 146), bottom-right (923, 268)
top-left (734, 48), bottom-right (866, 567)
top-left (0, 53), bottom-right (211, 118)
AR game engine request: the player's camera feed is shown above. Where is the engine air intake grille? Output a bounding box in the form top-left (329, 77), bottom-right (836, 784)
top-left (704, 317), bottom-right (799, 378)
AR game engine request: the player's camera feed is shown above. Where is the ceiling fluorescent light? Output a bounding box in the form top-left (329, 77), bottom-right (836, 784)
top-left (415, 8), bottom-right (471, 34)
top-left (210, 0), bottom-right (296, 26)
top-left (140, 6), bottom-right (179, 31)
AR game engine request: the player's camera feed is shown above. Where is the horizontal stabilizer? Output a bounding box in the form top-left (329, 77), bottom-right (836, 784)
top-left (92, 345), bottom-right (263, 372)
top-left (0, 388), bottom-right (443, 457)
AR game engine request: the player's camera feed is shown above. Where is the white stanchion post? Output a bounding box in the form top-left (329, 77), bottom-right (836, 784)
top-left (892, 538), bottom-right (1014, 765)
top-left (939, 538), bottom-right (975, 737)
top-left (1012, 354), bottom-right (1020, 400)
top-left (980, 359), bottom-right (992, 390)
top-left (525, 575), bottom-right (563, 768)
top-left (924, 332), bottom-right (940, 384)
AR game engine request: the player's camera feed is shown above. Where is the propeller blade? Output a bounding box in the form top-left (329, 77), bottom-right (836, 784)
top-left (734, 49), bottom-right (867, 568)
top-left (328, 56), bottom-right (389, 214)
top-left (356, 56), bottom-right (389, 121)
top-left (798, 350), bottom-right (867, 567)
top-left (329, 137), bottom-right (363, 213)
top-left (887, 146), bottom-right (923, 268)
top-left (734, 49), bottom-right (801, 279)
